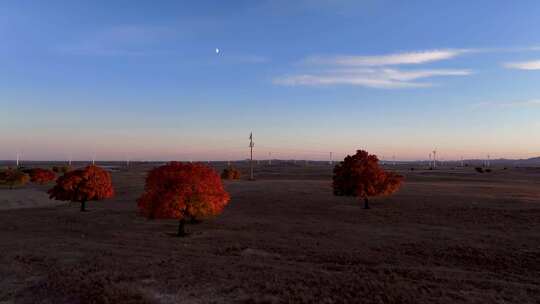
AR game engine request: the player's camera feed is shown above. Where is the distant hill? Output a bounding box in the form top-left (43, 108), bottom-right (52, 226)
top-left (515, 157), bottom-right (540, 165)
top-left (457, 157), bottom-right (540, 167)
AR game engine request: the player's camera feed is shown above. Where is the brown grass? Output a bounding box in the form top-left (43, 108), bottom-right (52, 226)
top-left (0, 163), bottom-right (539, 303)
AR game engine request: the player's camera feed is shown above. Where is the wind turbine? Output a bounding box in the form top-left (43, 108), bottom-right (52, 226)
top-left (249, 132), bottom-right (254, 180)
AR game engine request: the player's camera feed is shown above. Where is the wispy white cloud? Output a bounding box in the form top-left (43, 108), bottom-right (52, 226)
top-left (503, 60), bottom-right (540, 70)
top-left (304, 49), bottom-right (471, 66)
top-left (233, 55), bottom-right (269, 64)
top-left (56, 26), bottom-right (270, 64)
top-left (274, 68), bottom-right (471, 89)
top-left (274, 48), bottom-right (475, 89)
top-left (276, 45), bottom-right (540, 89)
top-left (303, 45), bottom-right (540, 67)
top-left (55, 25), bottom-right (175, 57)
top-left (472, 99), bottom-right (540, 109)
top-left (254, 0), bottom-right (364, 17)
top-left (481, 46), bottom-right (540, 53)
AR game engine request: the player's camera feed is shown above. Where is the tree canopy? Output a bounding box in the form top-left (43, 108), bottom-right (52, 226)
top-left (29, 168), bottom-right (56, 184)
top-left (0, 168), bottom-right (29, 189)
top-left (48, 165), bottom-right (114, 211)
top-left (137, 162), bottom-right (230, 235)
top-left (221, 166), bottom-right (241, 180)
top-left (333, 150), bottom-right (403, 208)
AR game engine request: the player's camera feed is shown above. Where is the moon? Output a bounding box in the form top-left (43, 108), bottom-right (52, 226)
top-left (215, 48), bottom-right (220, 54)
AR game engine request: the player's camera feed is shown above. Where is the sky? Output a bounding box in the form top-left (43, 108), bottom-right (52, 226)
top-left (1, 0), bottom-right (540, 162)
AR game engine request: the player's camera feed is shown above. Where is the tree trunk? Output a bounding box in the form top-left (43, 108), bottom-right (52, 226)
top-left (177, 218), bottom-right (186, 237)
top-left (80, 200), bottom-right (86, 212)
top-left (189, 217), bottom-right (202, 225)
top-left (363, 197), bottom-right (370, 209)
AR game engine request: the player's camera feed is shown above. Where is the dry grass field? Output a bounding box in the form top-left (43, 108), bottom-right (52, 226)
top-left (0, 163), bottom-right (539, 303)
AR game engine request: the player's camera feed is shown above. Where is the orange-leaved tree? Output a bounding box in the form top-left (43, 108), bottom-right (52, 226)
top-left (221, 166), bottom-right (241, 180)
top-left (29, 168), bottom-right (57, 184)
top-left (0, 168), bottom-right (29, 189)
top-left (137, 162), bottom-right (230, 236)
top-left (333, 150), bottom-right (403, 209)
top-left (48, 165), bottom-right (114, 211)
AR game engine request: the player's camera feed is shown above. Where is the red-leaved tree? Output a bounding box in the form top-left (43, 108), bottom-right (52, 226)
top-left (137, 162), bottom-right (230, 236)
top-left (333, 150), bottom-right (403, 209)
top-left (221, 166), bottom-right (241, 180)
top-left (0, 168), bottom-right (29, 189)
top-left (52, 165), bottom-right (72, 174)
top-left (29, 168), bottom-right (57, 184)
top-left (48, 165), bottom-right (115, 211)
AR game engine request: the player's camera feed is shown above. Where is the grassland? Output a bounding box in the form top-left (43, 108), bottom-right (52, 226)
top-left (0, 162), bottom-right (539, 303)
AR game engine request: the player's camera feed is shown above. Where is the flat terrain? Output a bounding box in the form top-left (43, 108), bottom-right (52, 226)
top-left (0, 163), bottom-right (539, 303)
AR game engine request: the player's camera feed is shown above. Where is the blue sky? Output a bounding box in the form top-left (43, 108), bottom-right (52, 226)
top-left (1, 0), bottom-right (540, 161)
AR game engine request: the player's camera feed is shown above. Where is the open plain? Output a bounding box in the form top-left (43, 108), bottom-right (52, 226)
top-left (0, 162), bottom-right (539, 303)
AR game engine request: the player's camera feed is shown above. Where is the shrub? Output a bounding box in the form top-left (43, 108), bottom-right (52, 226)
top-left (0, 168), bottom-right (29, 189)
top-left (28, 168), bottom-right (56, 184)
top-left (475, 167), bottom-right (484, 173)
top-left (333, 150), bottom-right (403, 209)
top-left (137, 162), bottom-right (230, 236)
top-left (485, 168), bottom-right (492, 173)
top-left (221, 166), bottom-right (241, 180)
top-left (52, 165), bottom-right (72, 174)
top-left (48, 165), bottom-right (114, 211)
